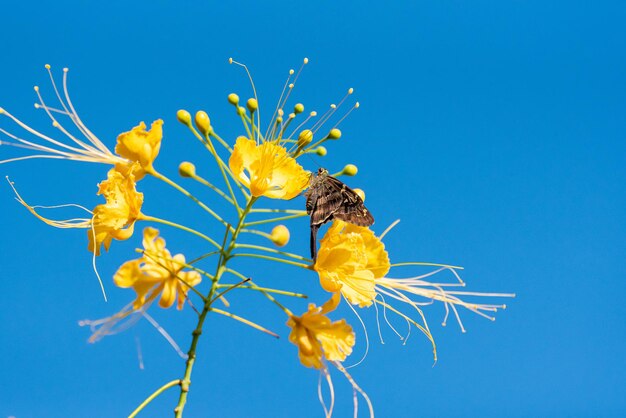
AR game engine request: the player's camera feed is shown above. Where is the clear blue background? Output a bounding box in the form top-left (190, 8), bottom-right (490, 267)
top-left (1, 1), bottom-right (625, 417)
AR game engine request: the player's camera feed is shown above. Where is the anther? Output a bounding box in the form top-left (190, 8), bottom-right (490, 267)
top-left (45, 64), bottom-right (51, 70)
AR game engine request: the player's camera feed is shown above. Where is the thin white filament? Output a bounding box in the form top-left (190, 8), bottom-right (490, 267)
top-left (142, 312), bottom-right (188, 359)
top-left (379, 219), bottom-right (401, 240)
top-left (343, 295), bottom-right (370, 369)
top-left (372, 295), bottom-right (385, 344)
top-left (91, 221), bottom-right (108, 302)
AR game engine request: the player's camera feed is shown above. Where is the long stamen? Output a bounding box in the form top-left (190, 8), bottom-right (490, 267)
top-left (43, 65), bottom-right (108, 154)
top-left (266, 68), bottom-right (294, 140)
top-left (34, 85), bottom-right (102, 155)
top-left (229, 58), bottom-right (261, 142)
top-left (278, 58), bottom-right (308, 114)
top-left (311, 88), bottom-right (354, 134)
top-left (61, 68), bottom-right (113, 153)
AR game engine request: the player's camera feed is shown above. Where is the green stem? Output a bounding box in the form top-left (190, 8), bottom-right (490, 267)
top-left (210, 307), bottom-right (279, 338)
top-left (129, 379), bottom-right (181, 418)
top-left (139, 215), bottom-right (221, 250)
top-left (230, 253), bottom-right (310, 269)
top-left (208, 130), bottom-right (233, 153)
top-left (235, 243), bottom-right (311, 262)
top-left (188, 173), bottom-right (235, 206)
top-left (174, 198), bottom-right (257, 417)
top-left (249, 208), bottom-right (306, 214)
top-left (243, 212), bottom-right (307, 227)
top-left (149, 169), bottom-right (232, 229)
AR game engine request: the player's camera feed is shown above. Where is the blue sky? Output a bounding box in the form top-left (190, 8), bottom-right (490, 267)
top-left (1, 1), bottom-right (625, 417)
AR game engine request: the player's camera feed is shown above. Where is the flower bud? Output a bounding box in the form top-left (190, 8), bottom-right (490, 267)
top-left (178, 162), bottom-right (196, 178)
top-left (194, 111), bottom-right (211, 136)
top-left (342, 164), bottom-right (358, 176)
top-left (315, 146), bottom-right (327, 156)
top-left (328, 128), bottom-right (342, 140)
top-left (228, 93), bottom-right (239, 105)
top-left (270, 225), bottom-right (290, 247)
top-left (176, 109), bottom-right (191, 125)
top-left (294, 103), bottom-right (304, 114)
top-left (237, 106), bottom-right (246, 116)
top-left (353, 188), bottom-right (366, 201)
top-left (247, 98), bottom-right (258, 113)
top-left (297, 129), bottom-right (313, 148)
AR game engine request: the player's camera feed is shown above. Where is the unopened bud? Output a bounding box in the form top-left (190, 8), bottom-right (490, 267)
top-left (353, 188), bottom-right (366, 201)
top-left (297, 130), bottom-right (313, 147)
top-left (270, 225), bottom-right (290, 247)
top-left (315, 146), bottom-right (327, 156)
top-left (194, 111), bottom-right (211, 135)
top-left (294, 103), bottom-right (304, 114)
top-left (178, 162), bottom-right (196, 178)
top-left (247, 98), bottom-right (258, 113)
top-left (237, 106), bottom-right (246, 116)
top-left (228, 93), bottom-right (239, 105)
top-left (176, 109), bottom-right (191, 125)
top-left (342, 164), bottom-right (358, 176)
top-left (328, 128), bottom-right (342, 140)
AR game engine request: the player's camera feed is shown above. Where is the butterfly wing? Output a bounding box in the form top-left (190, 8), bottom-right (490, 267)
top-left (306, 172), bottom-right (375, 260)
top-left (325, 176), bottom-right (374, 226)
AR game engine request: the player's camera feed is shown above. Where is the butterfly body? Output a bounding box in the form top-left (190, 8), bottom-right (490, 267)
top-left (305, 168), bottom-right (374, 260)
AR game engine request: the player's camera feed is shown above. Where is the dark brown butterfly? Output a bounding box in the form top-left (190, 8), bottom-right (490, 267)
top-left (305, 168), bottom-right (374, 261)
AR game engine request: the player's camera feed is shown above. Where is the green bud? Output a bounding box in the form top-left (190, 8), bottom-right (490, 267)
top-left (178, 162), bottom-right (196, 178)
top-left (228, 93), bottom-right (239, 105)
top-left (342, 164), bottom-right (358, 176)
top-left (176, 109), bottom-right (191, 125)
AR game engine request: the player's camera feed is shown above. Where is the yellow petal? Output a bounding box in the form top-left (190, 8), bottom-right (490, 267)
top-left (228, 137), bottom-right (308, 200)
top-left (115, 120), bottom-right (163, 176)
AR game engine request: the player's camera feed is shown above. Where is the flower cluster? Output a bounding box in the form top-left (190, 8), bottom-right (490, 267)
top-left (0, 60), bottom-right (513, 418)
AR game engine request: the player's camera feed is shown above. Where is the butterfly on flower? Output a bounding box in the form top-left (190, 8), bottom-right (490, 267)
top-left (305, 168), bottom-right (374, 260)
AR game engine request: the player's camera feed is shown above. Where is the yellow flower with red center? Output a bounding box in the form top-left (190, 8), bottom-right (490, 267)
top-left (87, 164), bottom-right (144, 255)
top-left (228, 136), bottom-right (309, 199)
top-left (114, 227), bottom-right (202, 310)
top-left (115, 120), bottom-right (164, 179)
top-left (314, 220), bottom-right (390, 307)
top-left (287, 293), bottom-right (355, 369)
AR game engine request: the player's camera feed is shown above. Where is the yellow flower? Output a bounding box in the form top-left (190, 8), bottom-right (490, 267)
top-left (114, 227), bottom-right (202, 310)
top-left (287, 293), bottom-right (355, 369)
top-left (314, 220), bottom-right (390, 307)
top-left (88, 164), bottom-right (144, 255)
top-left (114, 120), bottom-right (163, 179)
top-left (228, 136), bottom-right (309, 199)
